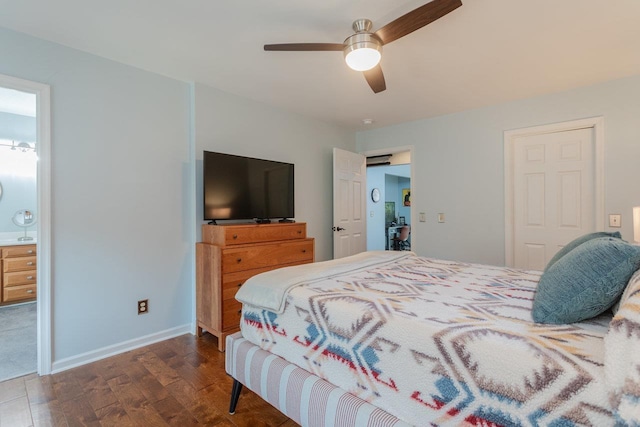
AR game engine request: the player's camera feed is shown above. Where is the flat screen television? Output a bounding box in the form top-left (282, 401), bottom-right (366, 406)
top-left (203, 151), bottom-right (294, 222)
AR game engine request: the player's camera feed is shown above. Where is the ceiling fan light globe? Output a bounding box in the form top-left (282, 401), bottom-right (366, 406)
top-left (345, 47), bottom-right (381, 71)
top-left (343, 32), bottom-right (382, 71)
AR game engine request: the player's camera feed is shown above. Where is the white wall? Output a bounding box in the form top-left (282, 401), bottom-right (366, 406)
top-left (193, 83), bottom-right (355, 261)
top-left (0, 28), bottom-right (192, 363)
top-left (357, 74), bottom-right (640, 266)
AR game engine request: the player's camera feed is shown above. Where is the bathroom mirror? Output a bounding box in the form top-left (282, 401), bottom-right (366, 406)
top-left (12, 209), bottom-right (36, 241)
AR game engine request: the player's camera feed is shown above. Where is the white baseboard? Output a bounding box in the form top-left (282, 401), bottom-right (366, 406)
top-left (51, 324), bottom-right (193, 374)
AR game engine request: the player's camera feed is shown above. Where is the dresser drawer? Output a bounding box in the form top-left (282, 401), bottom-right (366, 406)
top-left (222, 239), bottom-right (314, 273)
top-left (4, 270), bottom-right (37, 287)
top-left (2, 245), bottom-right (36, 258)
top-left (222, 299), bottom-right (242, 331)
top-left (223, 224), bottom-right (306, 245)
top-left (3, 283), bottom-right (36, 302)
top-left (221, 259), bottom-right (313, 301)
top-left (3, 256), bottom-right (36, 273)
top-left (203, 223), bottom-right (306, 246)
top-left (222, 268), bottom-right (274, 302)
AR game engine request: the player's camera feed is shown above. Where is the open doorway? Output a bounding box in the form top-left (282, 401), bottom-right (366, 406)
top-left (365, 150), bottom-right (412, 251)
top-left (0, 86), bottom-right (38, 381)
top-left (0, 73), bottom-right (52, 379)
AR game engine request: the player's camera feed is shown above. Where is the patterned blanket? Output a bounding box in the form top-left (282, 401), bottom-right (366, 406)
top-left (239, 255), bottom-right (616, 426)
top-left (605, 270), bottom-right (640, 426)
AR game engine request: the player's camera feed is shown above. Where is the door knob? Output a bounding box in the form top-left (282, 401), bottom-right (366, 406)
top-left (332, 226), bottom-right (346, 232)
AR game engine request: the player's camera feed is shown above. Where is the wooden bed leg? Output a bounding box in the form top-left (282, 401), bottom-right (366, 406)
top-left (229, 379), bottom-right (243, 415)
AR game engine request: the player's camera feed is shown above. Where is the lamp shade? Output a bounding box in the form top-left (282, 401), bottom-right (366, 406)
top-left (634, 206), bottom-right (640, 243)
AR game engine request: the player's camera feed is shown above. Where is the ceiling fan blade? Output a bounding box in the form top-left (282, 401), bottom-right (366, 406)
top-left (374, 0), bottom-right (462, 45)
top-left (363, 65), bottom-right (386, 93)
top-left (264, 43), bottom-right (344, 51)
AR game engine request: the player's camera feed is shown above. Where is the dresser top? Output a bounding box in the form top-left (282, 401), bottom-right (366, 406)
top-left (0, 239), bottom-right (37, 247)
top-left (202, 222), bottom-right (306, 246)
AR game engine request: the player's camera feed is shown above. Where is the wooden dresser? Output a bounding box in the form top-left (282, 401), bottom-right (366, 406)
top-left (196, 223), bottom-right (314, 351)
top-left (1, 244), bottom-right (37, 305)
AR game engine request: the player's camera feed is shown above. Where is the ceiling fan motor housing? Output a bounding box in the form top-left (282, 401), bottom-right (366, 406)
top-left (352, 18), bottom-right (373, 33)
top-left (344, 32), bottom-right (382, 51)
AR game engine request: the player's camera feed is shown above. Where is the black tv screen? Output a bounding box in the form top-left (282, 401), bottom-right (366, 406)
top-left (203, 151), bottom-right (294, 221)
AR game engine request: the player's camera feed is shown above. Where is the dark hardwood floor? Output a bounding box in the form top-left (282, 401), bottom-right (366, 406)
top-left (0, 333), bottom-right (296, 426)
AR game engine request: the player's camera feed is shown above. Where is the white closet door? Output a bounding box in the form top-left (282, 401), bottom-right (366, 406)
top-left (513, 127), bottom-right (595, 270)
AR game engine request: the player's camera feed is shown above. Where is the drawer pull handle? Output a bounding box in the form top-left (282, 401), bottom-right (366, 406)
top-left (27, 250), bottom-right (34, 254)
top-left (302, 249), bottom-right (306, 253)
top-left (297, 230), bottom-right (302, 234)
top-left (27, 262), bottom-right (34, 266)
top-left (236, 258), bottom-right (242, 263)
top-left (27, 276), bottom-right (34, 280)
top-left (27, 290), bottom-right (34, 294)
top-left (238, 310), bottom-right (242, 314)
top-left (237, 282), bottom-right (243, 287)
top-left (233, 234), bottom-right (238, 239)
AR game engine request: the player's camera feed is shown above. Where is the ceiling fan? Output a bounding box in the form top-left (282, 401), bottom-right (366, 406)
top-left (264, 0), bottom-right (463, 94)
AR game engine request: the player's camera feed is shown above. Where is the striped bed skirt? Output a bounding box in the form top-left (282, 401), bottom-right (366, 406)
top-left (225, 332), bottom-right (410, 427)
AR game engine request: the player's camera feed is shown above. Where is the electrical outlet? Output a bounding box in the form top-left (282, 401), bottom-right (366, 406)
top-left (138, 299), bottom-right (148, 315)
top-left (419, 212), bottom-right (426, 222)
top-left (609, 214), bottom-right (622, 228)
top-left (438, 213), bottom-right (445, 223)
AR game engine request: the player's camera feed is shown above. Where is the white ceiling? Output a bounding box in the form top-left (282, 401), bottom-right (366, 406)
top-left (1, 0), bottom-right (639, 130)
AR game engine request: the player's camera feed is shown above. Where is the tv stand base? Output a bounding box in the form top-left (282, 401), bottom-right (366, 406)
top-left (255, 218), bottom-right (271, 224)
top-left (278, 218), bottom-right (295, 223)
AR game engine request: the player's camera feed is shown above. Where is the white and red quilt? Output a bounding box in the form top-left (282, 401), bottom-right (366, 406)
top-left (238, 253), bottom-right (619, 426)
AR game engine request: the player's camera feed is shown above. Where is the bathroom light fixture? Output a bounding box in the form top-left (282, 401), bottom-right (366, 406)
top-left (2, 141), bottom-right (35, 152)
top-left (17, 142), bottom-right (32, 152)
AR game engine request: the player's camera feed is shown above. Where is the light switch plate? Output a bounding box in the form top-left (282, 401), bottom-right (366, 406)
top-left (438, 213), bottom-right (445, 223)
top-left (419, 212), bottom-right (426, 222)
top-left (609, 214), bottom-right (621, 228)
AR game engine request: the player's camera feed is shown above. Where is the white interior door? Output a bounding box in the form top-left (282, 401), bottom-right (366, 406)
top-left (513, 127), bottom-right (595, 270)
top-left (333, 148), bottom-right (366, 259)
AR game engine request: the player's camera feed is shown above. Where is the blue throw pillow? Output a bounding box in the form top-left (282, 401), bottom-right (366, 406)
top-left (544, 231), bottom-right (622, 272)
top-left (532, 237), bottom-right (640, 324)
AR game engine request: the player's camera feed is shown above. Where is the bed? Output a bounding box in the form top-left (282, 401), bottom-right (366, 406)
top-left (225, 250), bottom-right (640, 426)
